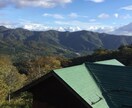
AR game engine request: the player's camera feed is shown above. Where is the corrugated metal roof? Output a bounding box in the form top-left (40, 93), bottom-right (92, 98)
top-left (86, 63), bottom-right (132, 108)
top-left (54, 59), bottom-right (128, 108)
top-left (54, 64), bottom-right (109, 108)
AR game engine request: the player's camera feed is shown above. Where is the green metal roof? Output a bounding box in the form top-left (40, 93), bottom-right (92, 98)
top-left (86, 63), bottom-right (132, 108)
top-left (54, 59), bottom-right (128, 108)
top-left (54, 64), bottom-right (109, 108)
top-left (95, 59), bottom-right (124, 66)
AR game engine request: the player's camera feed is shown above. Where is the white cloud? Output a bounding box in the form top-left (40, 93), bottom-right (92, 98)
top-left (54, 20), bottom-right (100, 28)
top-left (87, 0), bottom-right (104, 3)
top-left (121, 14), bottom-right (131, 19)
top-left (43, 13), bottom-right (64, 19)
top-left (43, 12), bottom-right (88, 20)
top-left (0, 19), bottom-right (116, 33)
top-left (23, 23), bottom-right (52, 31)
top-left (95, 26), bottom-right (115, 33)
top-left (1, 0), bottom-right (73, 8)
top-left (55, 21), bottom-right (70, 25)
top-left (113, 13), bottom-right (131, 19)
top-left (20, 21), bottom-right (82, 32)
top-left (68, 13), bottom-right (79, 18)
top-left (98, 13), bottom-right (110, 19)
top-left (114, 13), bottom-right (119, 18)
top-left (0, 21), bottom-right (20, 28)
top-left (65, 26), bottom-right (82, 31)
top-left (54, 20), bottom-right (115, 33)
top-left (121, 5), bottom-right (132, 10)
top-left (89, 19), bottom-right (96, 22)
top-left (68, 12), bottom-right (88, 18)
top-left (0, 19), bottom-right (51, 31)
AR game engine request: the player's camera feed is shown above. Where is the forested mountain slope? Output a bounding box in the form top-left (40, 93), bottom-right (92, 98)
top-left (0, 26), bottom-right (132, 57)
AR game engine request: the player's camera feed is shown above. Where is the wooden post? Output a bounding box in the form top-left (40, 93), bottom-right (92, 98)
top-left (8, 89), bottom-right (10, 103)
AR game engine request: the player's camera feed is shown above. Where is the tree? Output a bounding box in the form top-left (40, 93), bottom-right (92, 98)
top-left (26, 56), bottom-right (62, 82)
top-left (0, 79), bottom-right (8, 102)
top-left (0, 55), bottom-right (27, 103)
top-left (93, 48), bottom-right (111, 55)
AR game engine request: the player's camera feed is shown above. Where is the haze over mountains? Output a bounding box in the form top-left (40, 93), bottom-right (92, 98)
top-left (112, 23), bottom-right (132, 36)
top-left (0, 26), bottom-right (132, 57)
top-left (3, 22), bottom-right (132, 36)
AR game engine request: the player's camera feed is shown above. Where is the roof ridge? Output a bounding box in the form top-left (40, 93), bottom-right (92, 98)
top-left (85, 62), bottom-right (132, 69)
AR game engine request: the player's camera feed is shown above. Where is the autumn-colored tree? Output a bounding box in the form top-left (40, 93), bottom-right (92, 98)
top-left (0, 55), bottom-right (27, 102)
top-left (0, 79), bottom-right (8, 102)
top-left (26, 56), bottom-right (62, 82)
top-left (93, 48), bottom-right (111, 55)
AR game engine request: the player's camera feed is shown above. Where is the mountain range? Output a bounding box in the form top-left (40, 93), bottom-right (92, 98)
top-left (0, 26), bottom-right (132, 57)
top-left (3, 22), bottom-right (132, 36)
top-left (112, 23), bottom-right (132, 36)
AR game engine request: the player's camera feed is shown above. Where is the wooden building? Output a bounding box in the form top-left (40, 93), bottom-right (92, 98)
top-left (13, 59), bottom-right (132, 108)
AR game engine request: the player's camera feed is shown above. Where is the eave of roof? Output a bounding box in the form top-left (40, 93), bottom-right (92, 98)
top-left (11, 72), bottom-right (53, 97)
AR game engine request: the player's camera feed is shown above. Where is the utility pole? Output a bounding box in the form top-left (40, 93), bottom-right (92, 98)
top-left (38, 64), bottom-right (41, 77)
top-left (8, 89), bottom-right (10, 103)
top-left (8, 67), bottom-right (12, 103)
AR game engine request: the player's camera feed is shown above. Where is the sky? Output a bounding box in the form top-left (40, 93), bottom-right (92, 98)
top-left (0, 0), bottom-right (132, 32)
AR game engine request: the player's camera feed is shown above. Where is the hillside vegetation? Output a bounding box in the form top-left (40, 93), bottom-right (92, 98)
top-left (0, 54), bottom-right (65, 108)
top-left (68, 45), bottom-right (132, 66)
top-left (1, 26), bottom-right (132, 57)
